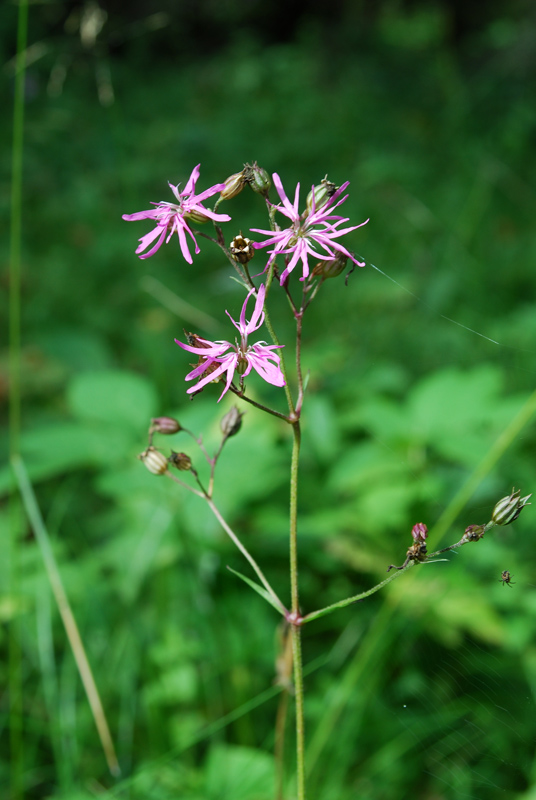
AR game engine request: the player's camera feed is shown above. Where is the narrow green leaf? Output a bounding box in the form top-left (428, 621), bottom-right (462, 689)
top-left (226, 566), bottom-right (285, 615)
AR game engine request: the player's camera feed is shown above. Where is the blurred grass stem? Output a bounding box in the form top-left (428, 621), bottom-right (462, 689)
top-left (9, 2), bottom-right (29, 795)
top-left (12, 456), bottom-right (121, 778)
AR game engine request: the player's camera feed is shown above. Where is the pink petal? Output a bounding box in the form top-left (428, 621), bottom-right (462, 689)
top-left (123, 210), bottom-right (156, 221)
top-left (183, 164), bottom-right (201, 196)
top-left (176, 338), bottom-right (230, 357)
top-left (246, 284), bottom-right (265, 334)
top-left (136, 225), bottom-right (167, 259)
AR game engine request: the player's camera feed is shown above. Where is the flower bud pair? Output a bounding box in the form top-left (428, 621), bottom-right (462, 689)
top-left (139, 446), bottom-right (192, 475)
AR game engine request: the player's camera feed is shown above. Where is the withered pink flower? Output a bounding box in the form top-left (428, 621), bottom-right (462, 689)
top-left (176, 284), bottom-right (285, 401)
top-left (123, 164), bottom-right (231, 262)
top-left (251, 173), bottom-right (368, 283)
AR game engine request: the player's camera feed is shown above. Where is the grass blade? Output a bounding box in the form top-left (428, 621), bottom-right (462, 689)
top-left (12, 455), bottom-right (121, 778)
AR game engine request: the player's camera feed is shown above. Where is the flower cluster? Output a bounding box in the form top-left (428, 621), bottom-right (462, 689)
top-left (175, 284), bottom-right (285, 401)
top-left (123, 164), bottom-right (367, 398)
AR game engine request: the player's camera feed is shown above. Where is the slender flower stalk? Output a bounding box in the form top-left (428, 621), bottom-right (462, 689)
top-left (288, 421), bottom-right (307, 799)
top-left (123, 164), bottom-right (231, 262)
top-left (251, 173), bottom-right (368, 284)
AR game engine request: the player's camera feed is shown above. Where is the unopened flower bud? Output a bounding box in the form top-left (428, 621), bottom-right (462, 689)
top-left (312, 253), bottom-right (348, 280)
top-left (139, 446), bottom-right (168, 475)
top-left (306, 176), bottom-right (337, 215)
top-left (230, 234), bottom-right (255, 264)
top-left (150, 416), bottom-right (181, 435)
top-left (184, 209), bottom-right (210, 225)
top-left (491, 488), bottom-right (532, 526)
top-left (221, 171), bottom-right (246, 200)
top-left (463, 524), bottom-right (486, 542)
top-left (245, 162), bottom-right (271, 195)
top-left (411, 522), bottom-right (428, 542)
top-left (220, 406), bottom-right (244, 438)
top-left (169, 451), bottom-right (192, 471)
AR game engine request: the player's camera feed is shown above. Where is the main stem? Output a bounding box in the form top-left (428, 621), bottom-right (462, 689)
top-left (289, 421), bottom-right (306, 799)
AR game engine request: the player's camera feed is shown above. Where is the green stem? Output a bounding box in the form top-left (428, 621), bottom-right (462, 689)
top-left (9, 3), bottom-right (29, 796)
top-left (290, 423), bottom-right (301, 614)
top-left (302, 561), bottom-right (416, 624)
top-left (288, 422), bottom-right (306, 799)
top-left (229, 385), bottom-right (290, 422)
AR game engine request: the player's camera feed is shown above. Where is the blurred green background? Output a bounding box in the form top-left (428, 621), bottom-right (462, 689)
top-left (3, 1), bottom-right (536, 798)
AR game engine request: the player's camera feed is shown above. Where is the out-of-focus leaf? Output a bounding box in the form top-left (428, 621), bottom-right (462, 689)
top-left (67, 370), bottom-right (158, 432)
top-left (204, 744), bottom-right (275, 800)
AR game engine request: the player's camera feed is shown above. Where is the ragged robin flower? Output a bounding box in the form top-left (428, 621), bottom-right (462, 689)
top-left (122, 164), bottom-right (231, 262)
top-left (251, 173), bottom-right (368, 284)
top-left (175, 284), bottom-right (285, 401)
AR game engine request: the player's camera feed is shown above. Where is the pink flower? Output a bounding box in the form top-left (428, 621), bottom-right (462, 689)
top-left (176, 284), bottom-right (286, 401)
top-left (123, 164), bottom-right (231, 262)
top-left (251, 173), bottom-right (368, 283)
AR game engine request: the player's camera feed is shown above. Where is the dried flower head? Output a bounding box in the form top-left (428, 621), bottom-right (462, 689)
top-left (169, 451), bottom-right (192, 471)
top-left (230, 234), bottom-right (255, 264)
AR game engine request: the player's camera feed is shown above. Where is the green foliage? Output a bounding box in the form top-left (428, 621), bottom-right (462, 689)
top-left (3, 2), bottom-right (536, 799)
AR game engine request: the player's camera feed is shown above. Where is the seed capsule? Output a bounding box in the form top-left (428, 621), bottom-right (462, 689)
top-left (306, 176), bottom-right (337, 215)
top-left (169, 451), bottom-right (192, 471)
top-left (220, 406), bottom-right (244, 438)
top-left (245, 162), bottom-right (271, 195)
top-left (221, 171), bottom-right (247, 200)
top-left (230, 234), bottom-right (255, 264)
top-left (491, 488), bottom-right (532, 526)
top-left (139, 447), bottom-right (168, 475)
top-left (150, 416), bottom-right (181, 435)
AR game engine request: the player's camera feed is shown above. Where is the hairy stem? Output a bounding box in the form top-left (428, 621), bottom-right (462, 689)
top-left (229, 385), bottom-right (291, 421)
top-left (302, 561), bottom-right (417, 624)
top-left (289, 421), bottom-right (306, 798)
